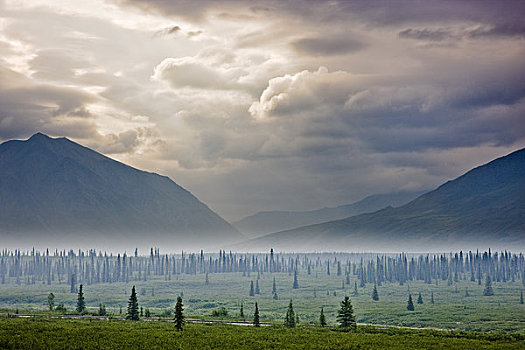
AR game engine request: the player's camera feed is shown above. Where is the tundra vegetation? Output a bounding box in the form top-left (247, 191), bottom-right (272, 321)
top-left (0, 248), bottom-right (524, 348)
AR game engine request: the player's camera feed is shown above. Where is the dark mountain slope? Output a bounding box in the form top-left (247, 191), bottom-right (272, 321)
top-left (247, 148), bottom-right (525, 251)
top-left (0, 133), bottom-right (241, 248)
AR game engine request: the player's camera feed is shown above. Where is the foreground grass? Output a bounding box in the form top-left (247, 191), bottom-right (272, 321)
top-left (0, 317), bottom-right (524, 350)
top-left (2, 274), bottom-right (524, 332)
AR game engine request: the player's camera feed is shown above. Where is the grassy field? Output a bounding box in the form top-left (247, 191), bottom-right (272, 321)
top-left (0, 317), bottom-right (524, 350)
top-left (1, 269), bottom-right (524, 333)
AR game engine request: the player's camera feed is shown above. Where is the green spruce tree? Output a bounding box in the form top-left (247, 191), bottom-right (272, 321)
top-left (520, 290), bottom-right (524, 305)
top-left (417, 292), bottom-right (423, 304)
top-left (407, 294), bottom-right (415, 311)
top-left (336, 296), bottom-right (356, 331)
top-left (240, 302), bottom-right (245, 319)
top-left (319, 307), bottom-right (327, 327)
top-left (284, 299), bottom-right (296, 328)
top-left (272, 277), bottom-right (277, 294)
top-left (98, 303), bottom-right (107, 316)
top-left (76, 284), bottom-right (85, 314)
top-left (249, 280), bottom-right (255, 296)
top-left (174, 296), bottom-right (185, 331)
top-left (293, 270), bottom-right (299, 289)
top-left (126, 286), bottom-right (139, 320)
top-left (431, 291), bottom-right (435, 304)
top-left (47, 292), bottom-right (55, 311)
top-left (372, 284), bottom-right (379, 301)
top-left (253, 302), bottom-right (260, 327)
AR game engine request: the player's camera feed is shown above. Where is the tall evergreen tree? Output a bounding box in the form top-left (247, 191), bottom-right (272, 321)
top-left (253, 302), bottom-right (260, 327)
top-left (520, 290), bottom-right (524, 305)
top-left (483, 275), bottom-right (494, 296)
top-left (249, 280), bottom-right (255, 296)
top-left (174, 296), bottom-right (184, 331)
top-left (431, 291), bottom-right (434, 304)
top-left (353, 281), bottom-right (358, 296)
top-left (337, 296), bottom-right (356, 331)
top-left (372, 284), bottom-right (379, 301)
top-left (47, 292), bottom-right (55, 311)
top-left (417, 292), bottom-right (423, 304)
top-left (76, 284), bottom-right (86, 314)
top-left (272, 277), bottom-right (277, 294)
top-left (319, 307), bottom-right (327, 327)
top-left (284, 299), bottom-right (296, 328)
top-left (293, 270), bottom-right (299, 289)
top-left (240, 302), bottom-right (245, 319)
top-left (98, 303), bottom-right (107, 316)
top-left (255, 280), bottom-right (261, 294)
top-left (126, 285), bottom-right (139, 320)
top-left (407, 294), bottom-right (415, 311)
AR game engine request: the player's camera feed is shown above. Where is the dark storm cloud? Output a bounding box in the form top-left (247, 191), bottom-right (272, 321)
top-left (153, 25), bottom-right (181, 37)
top-left (398, 28), bottom-right (454, 41)
top-left (399, 23), bottom-right (525, 42)
top-left (0, 64), bottom-right (148, 155)
top-left (114, 0), bottom-right (240, 21)
top-left (116, 0), bottom-right (525, 27)
top-left (467, 23), bottom-right (525, 39)
top-left (291, 36), bottom-right (366, 56)
top-left (0, 65), bottom-right (96, 139)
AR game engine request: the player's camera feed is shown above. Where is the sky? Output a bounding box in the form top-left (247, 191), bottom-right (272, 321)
top-left (0, 0), bottom-right (524, 222)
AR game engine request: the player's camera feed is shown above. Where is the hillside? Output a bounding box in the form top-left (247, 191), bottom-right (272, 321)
top-left (234, 191), bottom-right (424, 237)
top-left (246, 148), bottom-right (525, 251)
top-left (0, 133), bottom-right (241, 249)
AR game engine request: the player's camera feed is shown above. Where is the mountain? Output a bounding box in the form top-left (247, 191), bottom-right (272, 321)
top-left (234, 191), bottom-right (425, 237)
top-left (0, 133), bottom-right (241, 249)
top-left (245, 148), bottom-right (525, 251)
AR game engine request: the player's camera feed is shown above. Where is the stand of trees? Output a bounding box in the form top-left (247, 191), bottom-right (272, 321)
top-left (0, 248), bottom-right (522, 290)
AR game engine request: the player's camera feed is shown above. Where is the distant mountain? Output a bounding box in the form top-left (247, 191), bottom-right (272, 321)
top-left (234, 191), bottom-right (425, 237)
top-left (246, 148), bottom-right (525, 251)
top-left (0, 133), bottom-right (241, 249)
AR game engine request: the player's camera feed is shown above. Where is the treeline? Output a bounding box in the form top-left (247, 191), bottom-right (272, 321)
top-left (1, 248), bottom-right (524, 289)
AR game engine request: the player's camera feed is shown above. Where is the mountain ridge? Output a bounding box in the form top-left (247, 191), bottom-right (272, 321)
top-left (234, 191), bottom-right (425, 237)
top-left (0, 133), bottom-right (241, 249)
top-left (243, 148), bottom-right (525, 251)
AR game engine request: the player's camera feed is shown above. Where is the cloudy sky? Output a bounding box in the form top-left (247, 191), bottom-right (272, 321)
top-left (1, 0), bottom-right (524, 221)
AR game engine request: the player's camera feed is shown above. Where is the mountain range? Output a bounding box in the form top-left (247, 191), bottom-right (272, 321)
top-left (234, 191), bottom-right (425, 237)
top-left (0, 133), bottom-right (241, 249)
top-left (243, 148), bottom-right (525, 251)
top-left (1, 133), bottom-right (523, 251)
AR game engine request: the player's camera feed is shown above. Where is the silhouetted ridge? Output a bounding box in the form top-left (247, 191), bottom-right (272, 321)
top-left (0, 133), bottom-right (241, 248)
top-left (246, 148), bottom-right (525, 251)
